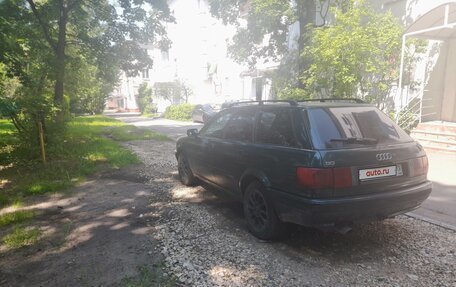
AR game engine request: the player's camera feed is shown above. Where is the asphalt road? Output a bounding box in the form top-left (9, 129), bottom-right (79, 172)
top-left (111, 113), bottom-right (456, 231)
top-left (108, 113), bottom-right (203, 140)
top-left (409, 151), bottom-right (456, 230)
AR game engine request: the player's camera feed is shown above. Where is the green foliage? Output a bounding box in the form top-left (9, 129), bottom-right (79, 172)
top-left (402, 38), bottom-right (428, 90)
top-left (26, 180), bottom-right (73, 195)
top-left (66, 57), bottom-right (118, 115)
top-left (2, 226), bottom-right (41, 249)
top-left (302, 0), bottom-right (402, 110)
top-left (0, 63), bottom-right (20, 99)
top-left (136, 83), bottom-right (156, 114)
top-left (230, 0), bottom-right (294, 67)
top-left (208, 0), bottom-right (294, 67)
top-left (163, 104), bottom-right (195, 121)
top-left (277, 87), bottom-right (309, 101)
top-left (0, 119), bottom-right (17, 167)
top-left (0, 210), bottom-right (35, 227)
top-left (208, 0), bottom-right (331, 68)
top-left (0, 195), bottom-right (8, 207)
top-left (0, 0), bottom-right (174, 161)
top-left (394, 110), bottom-right (419, 133)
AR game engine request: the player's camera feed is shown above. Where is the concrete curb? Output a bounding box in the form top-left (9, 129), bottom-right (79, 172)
top-left (406, 212), bottom-right (456, 232)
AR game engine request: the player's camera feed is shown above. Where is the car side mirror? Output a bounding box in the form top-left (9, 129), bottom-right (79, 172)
top-left (187, 128), bottom-right (199, 137)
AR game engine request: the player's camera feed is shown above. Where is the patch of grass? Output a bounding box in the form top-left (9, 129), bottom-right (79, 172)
top-left (121, 264), bottom-right (177, 287)
top-left (2, 226), bottom-right (41, 249)
top-left (0, 210), bottom-right (35, 227)
top-left (0, 194), bottom-right (22, 209)
top-left (108, 125), bottom-right (170, 141)
top-left (0, 194), bottom-right (8, 206)
top-left (27, 180), bottom-right (73, 195)
top-left (11, 198), bottom-right (23, 208)
top-left (0, 116), bottom-right (164, 202)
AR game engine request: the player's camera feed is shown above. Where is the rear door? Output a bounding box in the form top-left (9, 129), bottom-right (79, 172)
top-left (192, 111), bottom-right (233, 182)
top-left (210, 108), bottom-right (257, 191)
top-left (305, 106), bottom-right (428, 197)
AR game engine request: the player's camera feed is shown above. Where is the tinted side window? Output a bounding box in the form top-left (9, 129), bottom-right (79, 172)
top-left (256, 109), bottom-right (298, 147)
top-left (200, 112), bottom-right (232, 138)
top-left (224, 110), bottom-right (255, 142)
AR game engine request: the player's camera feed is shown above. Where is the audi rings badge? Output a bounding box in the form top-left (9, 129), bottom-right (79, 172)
top-left (376, 153), bottom-right (392, 161)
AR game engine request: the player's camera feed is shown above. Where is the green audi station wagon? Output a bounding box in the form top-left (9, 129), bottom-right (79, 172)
top-left (176, 100), bottom-right (432, 240)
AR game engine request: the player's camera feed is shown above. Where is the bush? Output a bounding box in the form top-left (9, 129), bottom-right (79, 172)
top-left (163, 103), bottom-right (194, 121)
top-left (136, 83), bottom-right (157, 114)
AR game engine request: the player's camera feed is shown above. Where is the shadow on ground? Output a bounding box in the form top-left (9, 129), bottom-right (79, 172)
top-left (0, 165), bottom-right (173, 287)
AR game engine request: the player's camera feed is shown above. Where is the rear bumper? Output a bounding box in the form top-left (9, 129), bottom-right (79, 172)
top-left (271, 181), bottom-right (432, 227)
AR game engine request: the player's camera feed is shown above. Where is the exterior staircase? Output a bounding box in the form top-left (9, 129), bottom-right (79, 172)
top-left (410, 121), bottom-right (456, 153)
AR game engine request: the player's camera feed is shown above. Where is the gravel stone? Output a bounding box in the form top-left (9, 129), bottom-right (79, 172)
top-left (125, 140), bottom-right (456, 287)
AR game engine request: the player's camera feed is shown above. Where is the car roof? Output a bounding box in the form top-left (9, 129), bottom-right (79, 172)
top-left (298, 102), bottom-right (374, 108)
top-left (223, 101), bottom-right (374, 111)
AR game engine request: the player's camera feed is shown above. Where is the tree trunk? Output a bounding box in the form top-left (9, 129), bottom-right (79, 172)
top-left (296, 0), bottom-right (316, 88)
top-left (54, 0), bottom-right (68, 113)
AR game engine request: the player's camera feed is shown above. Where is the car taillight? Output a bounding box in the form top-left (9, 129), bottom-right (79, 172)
top-left (296, 167), bottom-right (353, 189)
top-left (410, 156), bottom-right (428, 177)
top-left (333, 167), bottom-right (353, 188)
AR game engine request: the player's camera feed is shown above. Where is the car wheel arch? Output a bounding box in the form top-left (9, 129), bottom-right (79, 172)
top-left (239, 170), bottom-right (271, 195)
top-left (175, 148), bottom-right (183, 160)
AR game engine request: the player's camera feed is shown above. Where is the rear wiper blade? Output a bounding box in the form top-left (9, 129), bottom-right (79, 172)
top-left (330, 137), bottom-right (378, 145)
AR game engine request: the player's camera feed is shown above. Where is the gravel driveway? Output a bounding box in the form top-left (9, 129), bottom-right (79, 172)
top-left (124, 139), bottom-right (456, 287)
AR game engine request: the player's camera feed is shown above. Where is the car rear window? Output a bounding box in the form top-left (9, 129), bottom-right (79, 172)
top-left (305, 106), bottom-right (413, 149)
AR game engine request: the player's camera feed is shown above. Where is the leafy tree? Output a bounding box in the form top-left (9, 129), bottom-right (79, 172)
top-left (0, 0), bottom-right (173, 118)
top-left (135, 83), bottom-right (155, 114)
top-left (301, 0), bottom-right (402, 110)
top-left (208, 0), bottom-right (326, 67)
top-left (0, 0), bottom-right (173, 161)
top-left (65, 49), bottom-right (120, 115)
top-left (208, 0), bottom-right (340, 97)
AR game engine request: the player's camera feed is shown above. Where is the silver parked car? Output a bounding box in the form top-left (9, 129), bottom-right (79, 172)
top-left (192, 104), bottom-right (219, 123)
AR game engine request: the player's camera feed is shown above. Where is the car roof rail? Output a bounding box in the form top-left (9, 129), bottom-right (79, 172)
top-left (228, 100), bottom-right (298, 108)
top-left (297, 98), bottom-right (366, 104)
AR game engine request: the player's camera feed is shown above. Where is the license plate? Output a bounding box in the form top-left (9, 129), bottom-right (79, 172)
top-left (359, 165), bottom-right (397, 180)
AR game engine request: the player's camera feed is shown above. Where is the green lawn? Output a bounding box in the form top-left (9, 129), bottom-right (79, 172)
top-left (0, 116), bottom-right (168, 205)
top-left (0, 115), bottom-right (168, 248)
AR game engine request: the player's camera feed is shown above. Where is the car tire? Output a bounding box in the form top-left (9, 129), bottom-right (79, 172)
top-left (177, 154), bottom-right (197, 186)
top-left (243, 181), bottom-right (284, 240)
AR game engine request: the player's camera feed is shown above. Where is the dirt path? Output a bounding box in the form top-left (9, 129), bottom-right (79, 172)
top-left (0, 165), bottom-right (173, 286)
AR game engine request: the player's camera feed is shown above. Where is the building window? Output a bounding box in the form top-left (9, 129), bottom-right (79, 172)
top-left (161, 49), bottom-right (169, 61)
top-left (142, 69), bottom-right (149, 79)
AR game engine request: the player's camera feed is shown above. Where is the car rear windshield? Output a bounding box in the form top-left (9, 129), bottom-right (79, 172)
top-left (305, 106), bottom-right (413, 149)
